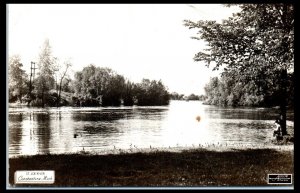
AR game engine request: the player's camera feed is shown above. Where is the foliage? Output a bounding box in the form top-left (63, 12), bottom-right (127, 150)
top-left (184, 4), bottom-right (294, 105)
top-left (170, 92), bottom-right (185, 100)
top-left (33, 39), bottom-right (56, 106)
top-left (72, 64), bottom-right (124, 106)
top-left (9, 40), bottom-right (170, 107)
top-left (102, 74), bottom-right (126, 106)
top-left (203, 71), bottom-right (293, 107)
top-left (72, 66), bottom-right (170, 107)
top-left (184, 4), bottom-right (294, 134)
top-left (53, 59), bottom-right (72, 107)
top-left (134, 79), bottom-right (170, 106)
top-left (184, 4), bottom-right (293, 73)
top-left (187, 94), bottom-right (200, 101)
top-left (61, 77), bottom-right (73, 93)
top-left (8, 55), bottom-right (28, 103)
top-left (123, 80), bottom-right (135, 106)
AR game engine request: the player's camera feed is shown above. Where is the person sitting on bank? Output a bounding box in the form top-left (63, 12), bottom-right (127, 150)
top-left (273, 118), bottom-right (282, 138)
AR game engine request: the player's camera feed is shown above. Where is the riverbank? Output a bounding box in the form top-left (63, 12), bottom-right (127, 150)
top-left (9, 147), bottom-right (293, 187)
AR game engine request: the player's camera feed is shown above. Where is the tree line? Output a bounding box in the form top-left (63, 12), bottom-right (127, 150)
top-left (203, 72), bottom-right (294, 107)
top-left (170, 92), bottom-right (206, 101)
top-left (8, 39), bottom-right (170, 107)
top-left (71, 64), bottom-right (170, 106)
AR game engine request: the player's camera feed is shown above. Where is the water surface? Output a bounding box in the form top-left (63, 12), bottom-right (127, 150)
top-left (8, 100), bottom-right (294, 157)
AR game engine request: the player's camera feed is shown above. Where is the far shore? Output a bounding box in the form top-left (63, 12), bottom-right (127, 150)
top-left (9, 146), bottom-right (294, 187)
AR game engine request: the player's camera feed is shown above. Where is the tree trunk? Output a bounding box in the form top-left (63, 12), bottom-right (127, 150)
top-left (57, 78), bottom-right (63, 107)
top-left (280, 69), bottom-right (287, 136)
top-left (18, 89), bottom-right (22, 103)
top-left (56, 63), bottom-right (70, 107)
top-left (27, 96), bottom-right (31, 106)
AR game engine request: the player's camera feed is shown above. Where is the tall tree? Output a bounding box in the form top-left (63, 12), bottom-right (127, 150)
top-left (103, 74), bottom-right (126, 106)
top-left (72, 64), bottom-right (126, 106)
top-left (134, 79), bottom-right (170, 106)
top-left (34, 39), bottom-right (55, 106)
top-left (123, 80), bottom-right (135, 106)
top-left (184, 4), bottom-right (294, 135)
top-left (54, 59), bottom-right (72, 107)
top-left (8, 55), bottom-right (28, 103)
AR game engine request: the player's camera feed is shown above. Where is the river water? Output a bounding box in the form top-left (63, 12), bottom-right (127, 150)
top-left (8, 100), bottom-right (294, 157)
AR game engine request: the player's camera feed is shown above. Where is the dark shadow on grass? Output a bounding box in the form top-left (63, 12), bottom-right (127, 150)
top-left (9, 148), bottom-right (293, 187)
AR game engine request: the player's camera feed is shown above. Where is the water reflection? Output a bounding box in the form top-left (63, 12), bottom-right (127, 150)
top-left (83, 124), bottom-right (119, 135)
top-left (49, 110), bottom-right (78, 154)
top-left (14, 112), bottom-right (52, 155)
top-left (72, 110), bottom-right (126, 122)
top-left (35, 113), bottom-right (51, 154)
top-left (8, 113), bottom-right (23, 155)
top-left (8, 101), bottom-right (294, 157)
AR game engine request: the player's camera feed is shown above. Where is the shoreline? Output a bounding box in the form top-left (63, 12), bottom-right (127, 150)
top-left (9, 146), bottom-right (294, 187)
top-left (9, 143), bottom-right (294, 159)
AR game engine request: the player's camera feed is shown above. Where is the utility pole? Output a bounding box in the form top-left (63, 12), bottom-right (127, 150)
top-left (28, 61), bottom-right (37, 98)
top-left (32, 62), bottom-right (36, 81)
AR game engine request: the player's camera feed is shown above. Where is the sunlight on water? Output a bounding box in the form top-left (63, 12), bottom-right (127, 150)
top-left (8, 101), bottom-right (294, 157)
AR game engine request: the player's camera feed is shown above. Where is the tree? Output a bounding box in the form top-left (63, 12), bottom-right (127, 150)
top-left (123, 80), bottom-right (135, 106)
top-left (34, 39), bottom-right (55, 106)
top-left (170, 92), bottom-right (185, 100)
top-left (102, 74), bottom-right (126, 106)
top-left (72, 64), bottom-right (101, 106)
top-left (53, 59), bottom-right (72, 107)
top-left (8, 55), bottom-right (28, 103)
top-left (184, 4), bottom-right (294, 135)
top-left (187, 93), bottom-right (200, 101)
top-left (72, 64), bottom-right (127, 106)
top-left (61, 77), bottom-right (73, 93)
top-left (134, 79), bottom-right (170, 106)
top-left (204, 77), bottom-right (221, 105)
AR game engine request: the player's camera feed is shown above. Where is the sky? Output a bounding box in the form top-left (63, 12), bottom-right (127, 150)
top-left (8, 4), bottom-right (240, 95)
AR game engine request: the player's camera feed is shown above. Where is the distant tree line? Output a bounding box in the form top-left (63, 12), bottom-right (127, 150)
top-left (170, 92), bottom-right (206, 101)
top-left (8, 39), bottom-right (170, 107)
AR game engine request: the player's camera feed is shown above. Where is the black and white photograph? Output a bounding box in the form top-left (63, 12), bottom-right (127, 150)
top-left (7, 4), bottom-right (294, 189)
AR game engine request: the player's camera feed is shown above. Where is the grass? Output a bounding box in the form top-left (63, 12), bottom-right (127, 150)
top-left (9, 148), bottom-right (293, 187)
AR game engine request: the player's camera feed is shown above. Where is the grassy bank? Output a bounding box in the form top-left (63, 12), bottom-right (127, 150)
top-left (9, 148), bottom-right (293, 187)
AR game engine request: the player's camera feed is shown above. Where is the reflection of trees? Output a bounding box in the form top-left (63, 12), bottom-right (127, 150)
top-left (9, 113), bottom-right (23, 122)
top-left (9, 113), bottom-right (23, 154)
top-left (83, 124), bottom-right (119, 136)
top-left (221, 121), bottom-right (271, 144)
top-left (35, 113), bottom-right (51, 154)
top-left (72, 111), bottom-right (127, 122)
top-left (204, 107), bottom-right (278, 120)
top-left (71, 110), bottom-right (128, 137)
top-left (134, 109), bottom-right (168, 120)
top-left (72, 108), bottom-right (168, 137)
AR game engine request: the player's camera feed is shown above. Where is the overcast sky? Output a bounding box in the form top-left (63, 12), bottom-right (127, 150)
top-left (8, 4), bottom-right (240, 95)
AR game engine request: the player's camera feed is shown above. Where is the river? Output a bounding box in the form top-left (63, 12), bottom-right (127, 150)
top-left (8, 100), bottom-right (294, 157)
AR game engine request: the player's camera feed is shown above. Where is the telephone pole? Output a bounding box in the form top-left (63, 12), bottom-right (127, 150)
top-left (28, 61), bottom-right (37, 97)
